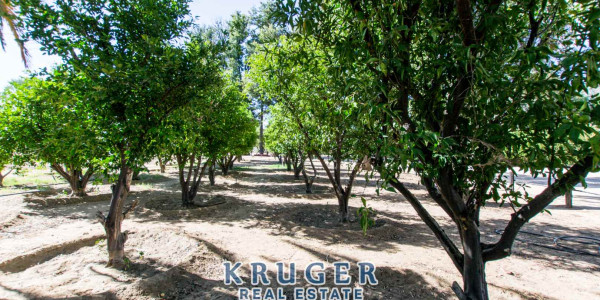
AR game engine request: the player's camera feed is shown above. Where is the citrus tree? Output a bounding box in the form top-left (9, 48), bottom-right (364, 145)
top-left (265, 103), bottom-right (319, 193)
top-left (162, 71), bottom-right (256, 205)
top-left (209, 81), bottom-right (257, 177)
top-left (248, 36), bottom-right (377, 222)
top-left (275, 0), bottom-right (600, 298)
top-left (0, 110), bottom-right (16, 186)
top-left (0, 74), bottom-right (104, 196)
top-left (17, 0), bottom-right (221, 267)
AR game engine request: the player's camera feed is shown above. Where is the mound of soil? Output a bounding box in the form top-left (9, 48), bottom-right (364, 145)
top-left (0, 228), bottom-right (224, 299)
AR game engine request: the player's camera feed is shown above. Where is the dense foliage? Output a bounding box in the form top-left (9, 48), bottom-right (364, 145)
top-left (249, 36), bottom-right (378, 221)
top-left (269, 0), bottom-right (600, 298)
top-left (2, 1), bottom-right (599, 299)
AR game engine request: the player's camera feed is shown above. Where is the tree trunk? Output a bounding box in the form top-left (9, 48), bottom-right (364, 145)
top-left (0, 166), bottom-right (11, 187)
top-left (314, 155), bottom-right (363, 223)
top-left (158, 157), bottom-right (166, 173)
top-left (565, 190), bottom-right (573, 208)
top-left (338, 192), bottom-right (350, 222)
top-left (229, 156), bottom-right (235, 170)
top-left (292, 156), bottom-right (303, 180)
top-left (208, 160), bottom-right (216, 186)
top-left (69, 181), bottom-right (87, 197)
top-left (50, 164), bottom-right (93, 197)
top-left (301, 154), bottom-right (317, 194)
top-left (178, 154), bottom-right (210, 207)
top-left (99, 163), bottom-right (133, 268)
top-left (132, 169), bottom-right (141, 180)
top-left (285, 156), bottom-right (292, 171)
top-left (259, 104), bottom-right (265, 155)
top-left (220, 162), bottom-right (229, 175)
top-left (219, 155), bottom-right (235, 175)
top-left (459, 222), bottom-right (489, 300)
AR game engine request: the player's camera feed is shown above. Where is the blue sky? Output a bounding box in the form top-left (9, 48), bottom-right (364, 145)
top-left (0, 0), bottom-right (264, 89)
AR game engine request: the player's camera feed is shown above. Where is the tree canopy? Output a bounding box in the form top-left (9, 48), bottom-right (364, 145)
top-left (265, 0), bottom-right (600, 298)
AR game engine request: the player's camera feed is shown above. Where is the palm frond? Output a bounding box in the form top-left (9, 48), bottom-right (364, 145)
top-left (0, 0), bottom-right (30, 67)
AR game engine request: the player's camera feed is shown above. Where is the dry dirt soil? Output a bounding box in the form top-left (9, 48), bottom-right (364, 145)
top-left (0, 156), bottom-right (599, 300)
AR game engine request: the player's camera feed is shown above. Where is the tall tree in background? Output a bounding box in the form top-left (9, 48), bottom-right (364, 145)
top-left (226, 11), bottom-right (249, 83)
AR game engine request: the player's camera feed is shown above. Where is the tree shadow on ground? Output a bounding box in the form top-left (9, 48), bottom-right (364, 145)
top-left (0, 283), bottom-right (119, 300)
top-left (479, 217), bottom-right (600, 272)
top-left (186, 233), bottom-right (452, 299)
top-left (136, 192), bottom-right (450, 253)
top-left (137, 186), bottom-right (600, 273)
top-left (227, 181), bottom-right (335, 200)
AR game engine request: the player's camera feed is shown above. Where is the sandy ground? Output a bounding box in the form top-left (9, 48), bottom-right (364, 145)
top-left (0, 156), bottom-right (599, 300)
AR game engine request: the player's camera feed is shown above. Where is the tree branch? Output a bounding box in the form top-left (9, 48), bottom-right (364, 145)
top-left (388, 177), bottom-right (464, 273)
top-left (123, 199), bottom-right (139, 219)
top-left (483, 155), bottom-right (596, 262)
top-left (96, 211), bottom-right (106, 227)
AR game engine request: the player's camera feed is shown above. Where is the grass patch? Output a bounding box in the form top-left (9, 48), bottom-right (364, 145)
top-left (262, 164), bottom-right (286, 170)
top-left (233, 166), bottom-right (253, 171)
top-left (2, 170), bottom-right (66, 188)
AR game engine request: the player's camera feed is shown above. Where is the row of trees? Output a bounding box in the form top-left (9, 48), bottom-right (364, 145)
top-left (250, 38), bottom-right (377, 222)
top-left (251, 1), bottom-right (600, 299)
top-left (1, 0), bottom-right (599, 298)
top-left (0, 0), bottom-right (259, 268)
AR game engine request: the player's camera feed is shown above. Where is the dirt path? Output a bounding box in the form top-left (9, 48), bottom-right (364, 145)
top-left (0, 156), bottom-right (599, 299)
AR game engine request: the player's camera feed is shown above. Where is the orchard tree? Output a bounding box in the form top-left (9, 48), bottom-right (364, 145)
top-left (18, 0), bottom-right (221, 267)
top-left (0, 148), bottom-right (13, 187)
top-left (208, 80), bottom-right (257, 176)
top-left (162, 92), bottom-right (214, 207)
top-left (265, 104), bottom-right (318, 193)
top-left (0, 74), bottom-right (104, 196)
top-left (265, 104), bottom-right (305, 179)
top-left (248, 37), bottom-right (377, 222)
top-left (276, 0), bottom-right (600, 298)
top-left (0, 120), bottom-right (15, 187)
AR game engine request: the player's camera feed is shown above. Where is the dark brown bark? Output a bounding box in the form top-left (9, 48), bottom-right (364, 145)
top-left (177, 154), bottom-right (209, 207)
top-left (484, 156), bottom-right (595, 262)
top-left (208, 160), bottom-right (216, 186)
top-left (96, 160), bottom-right (134, 268)
top-left (50, 164), bottom-right (94, 197)
top-left (284, 156), bottom-right (292, 171)
top-left (292, 151), bottom-right (304, 180)
top-left (158, 157), bottom-right (166, 173)
top-left (565, 190), bottom-right (573, 208)
top-left (259, 104), bottom-right (265, 154)
top-left (387, 178), bottom-right (465, 272)
top-left (387, 156), bottom-right (595, 299)
top-left (460, 222), bottom-right (488, 300)
top-left (301, 154), bottom-right (317, 194)
top-left (509, 171), bottom-right (515, 191)
top-left (132, 169), bottom-right (141, 180)
top-left (218, 155), bottom-right (235, 175)
top-left (316, 154), bottom-right (364, 223)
